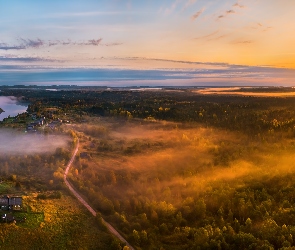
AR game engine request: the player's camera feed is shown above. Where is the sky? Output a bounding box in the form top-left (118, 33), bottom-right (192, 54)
top-left (0, 0), bottom-right (295, 86)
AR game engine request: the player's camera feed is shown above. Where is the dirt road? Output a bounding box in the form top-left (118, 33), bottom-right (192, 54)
top-left (64, 139), bottom-right (134, 250)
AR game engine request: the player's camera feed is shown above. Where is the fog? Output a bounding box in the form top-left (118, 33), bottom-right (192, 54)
top-left (195, 87), bottom-right (295, 97)
top-left (73, 117), bottom-right (295, 206)
top-left (0, 129), bottom-right (70, 155)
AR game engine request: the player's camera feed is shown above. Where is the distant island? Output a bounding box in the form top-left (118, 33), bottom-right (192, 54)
top-left (0, 108), bottom-right (4, 113)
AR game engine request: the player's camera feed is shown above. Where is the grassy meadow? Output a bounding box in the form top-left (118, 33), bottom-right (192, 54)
top-left (0, 190), bottom-right (121, 250)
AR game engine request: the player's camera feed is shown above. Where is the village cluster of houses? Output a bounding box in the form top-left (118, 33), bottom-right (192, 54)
top-left (26, 113), bottom-right (64, 132)
top-left (0, 195), bottom-right (22, 211)
top-left (26, 116), bottom-right (46, 132)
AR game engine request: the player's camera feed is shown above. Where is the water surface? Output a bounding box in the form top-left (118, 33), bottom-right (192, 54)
top-left (0, 96), bottom-right (28, 121)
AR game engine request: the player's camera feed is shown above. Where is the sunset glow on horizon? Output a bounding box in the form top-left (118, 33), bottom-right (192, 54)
top-left (1, 0), bottom-right (295, 86)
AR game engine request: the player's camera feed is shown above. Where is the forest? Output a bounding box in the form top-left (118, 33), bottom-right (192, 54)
top-left (1, 86), bottom-right (295, 249)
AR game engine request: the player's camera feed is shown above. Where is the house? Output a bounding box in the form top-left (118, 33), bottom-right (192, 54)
top-left (34, 117), bottom-right (46, 126)
top-left (0, 195), bottom-right (9, 210)
top-left (39, 117), bottom-right (45, 125)
top-left (0, 195), bottom-right (22, 211)
top-left (26, 116), bottom-right (46, 132)
top-left (9, 197), bottom-right (22, 211)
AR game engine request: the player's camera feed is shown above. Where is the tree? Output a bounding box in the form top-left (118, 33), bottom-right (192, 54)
top-left (233, 218), bottom-right (240, 233)
top-left (15, 181), bottom-right (21, 190)
top-left (194, 227), bottom-right (209, 246)
top-left (259, 219), bottom-right (279, 245)
top-left (10, 174), bottom-right (17, 182)
top-left (245, 218), bottom-right (252, 233)
top-left (109, 170), bottom-right (117, 185)
top-left (109, 239), bottom-right (122, 250)
top-left (233, 232), bottom-right (257, 249)
top-left (150, 209), bottom-right (158, 223)
top-left (195, 198), bottom-right (206, 219)
top-left (140, 230), bottom-right (148, 245)
top-left (133, 230), bottom-right (140, 245)
top-left (227, 209), bottom-right (234, 222)
top-left (99, 198), bottom-right (115, 215)
top-left (159, 223), bottom-right (169, 235)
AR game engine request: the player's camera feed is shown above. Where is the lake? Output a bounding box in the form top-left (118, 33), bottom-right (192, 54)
top-left (0, 96), bottom-right (28, 121)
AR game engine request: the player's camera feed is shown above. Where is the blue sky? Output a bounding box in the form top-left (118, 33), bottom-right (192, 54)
top-left (0, 0), bottom-right (295, 86)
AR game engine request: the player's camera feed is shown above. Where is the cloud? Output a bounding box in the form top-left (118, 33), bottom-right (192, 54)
top-left (206, 33), bottom-right (231, 41)
top-left (217, 2), bottom-right (245, 21)
top-left (0, 62), bottom-right (294, 87)
top-left (115, 56), bottom-right (234, 68)
top-left (194, 30), bottom-right (219, 40)
top-left (105, 42), bottom-right (123, 47)
top-left (232, 40), bottom-right (253, 44)
top-left (86, 39), bottom-right (103, 46)
top-left (48, 41), bottom-right (59, 46)
top-left (247, 22), bottom-right (273, 32)
top-left (45, 11), bottom-right (125, 18)
top-left (78, 39), bottom-right (122, 46)
top-left (191, 8), bottom-right (205, 21)
top-left (226, 10), bottom-right (235, 14)
top-left (194, 31), bottom-right (229, 41)
top-left (233, 3), bottom-right (245, 8)
top-left (0, 59), bottom-right (295, 87)
top-left (217, 9), bottom-right (235, 20)
top-left (0, 55), bottom-right (58, 62)
top-left (19, 38), bottom-right (45, 48)
top-left (0, 38), bottom-right (122, 50)
top-left (0, 43), bottom-right (26, 50)
top-left (256, 23), bottom-right (273, 32)
top-left (62, 40), bottom-right (72, 45)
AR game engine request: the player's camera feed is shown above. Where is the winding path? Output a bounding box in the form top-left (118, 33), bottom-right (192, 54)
top-left (64, 139), bottom-right (134, 250)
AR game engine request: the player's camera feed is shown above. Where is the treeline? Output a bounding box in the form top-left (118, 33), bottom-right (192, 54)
top-left (104, 96), bottom-right (295, 137)
top-left (3, 87), bottom-right (295, 138)
top-left (5, 87), bottom-right (295, 137)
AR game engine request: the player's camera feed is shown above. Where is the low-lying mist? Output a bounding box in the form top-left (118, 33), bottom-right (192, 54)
top-left (73, 117), bottom-right (295, 204)
top-left (0, 129), bottom-right (70, 155)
